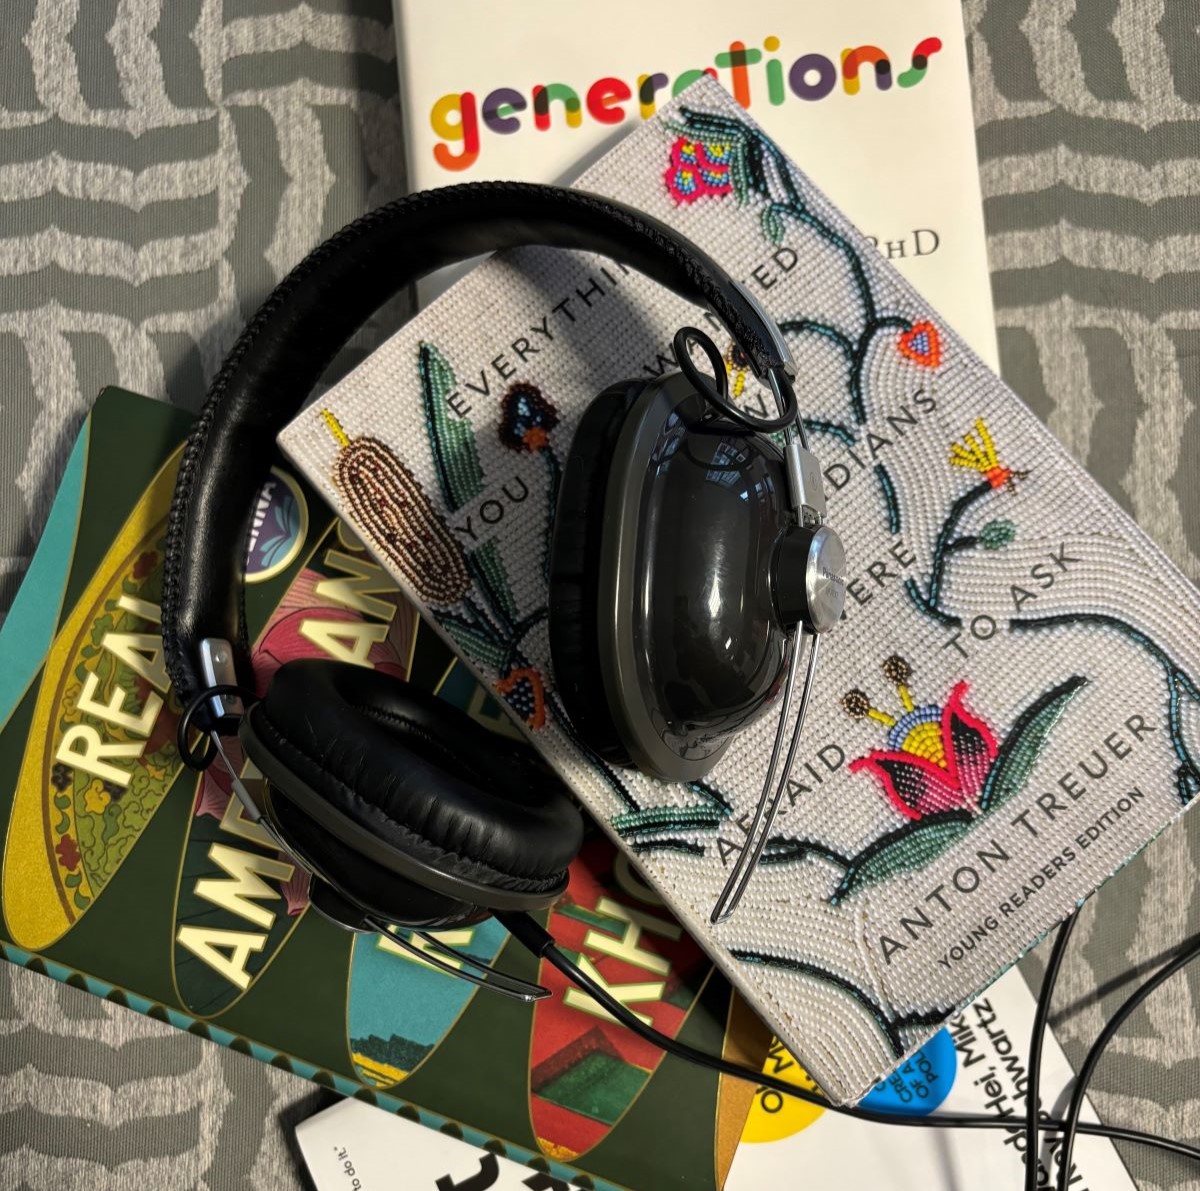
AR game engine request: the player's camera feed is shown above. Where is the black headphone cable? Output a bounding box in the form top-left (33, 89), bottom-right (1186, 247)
top-left (1023, 914), bottom-right (1078, 1191)
top-left (498, 909), bottom-right (1200, 1175)
top-left (181, 683), bottom-right (1199, 1178)
top-left (1053, 931), bottom-right (1200, 1188)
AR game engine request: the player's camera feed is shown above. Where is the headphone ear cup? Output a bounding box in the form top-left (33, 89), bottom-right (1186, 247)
top-left (549, 380), bottom-right (647, 767)
top-left (239, 660), bottom-right (582, 924)
top-left (264, 789), bottom-right (487, 930)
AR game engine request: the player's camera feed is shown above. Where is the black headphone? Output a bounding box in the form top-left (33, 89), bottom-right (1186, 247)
top-left (163, 181), bottom-right (841, 934)
top-left (161, 183), bottom-right (1200, 1185)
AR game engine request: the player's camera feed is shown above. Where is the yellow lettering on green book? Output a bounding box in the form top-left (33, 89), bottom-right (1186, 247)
top-left (176, 925), bottom-right (267, 991)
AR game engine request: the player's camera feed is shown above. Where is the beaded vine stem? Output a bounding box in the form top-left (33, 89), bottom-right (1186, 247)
top-left (671, 101), bottom-right (921, 587)
top-left (903, 420), bottom-right (1024, 626)
top-left (903, 481), bottom-right (1018, 626)
top-left (672, 106), bottom-right (912, 430)
top-left (417, 342), bottom-right (643, 811)
top-left (903, 481), bottom-right (991, 625)
top-left (1012, 613), bottom-right (1200, 805)
top-left (496, 381), bottom-right (563, 584)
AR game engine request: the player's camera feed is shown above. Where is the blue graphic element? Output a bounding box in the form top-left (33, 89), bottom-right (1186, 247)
top-left (347, 918), bottom-right (509, 1086)
top-left (245, 470), bottom-right (306, 580)
top-left (861, 1027), bottom-right (956, 1115)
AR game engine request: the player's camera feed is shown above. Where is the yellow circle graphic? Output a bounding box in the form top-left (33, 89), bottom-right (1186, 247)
top-left (740, 1039), bottom-right (825, 1143)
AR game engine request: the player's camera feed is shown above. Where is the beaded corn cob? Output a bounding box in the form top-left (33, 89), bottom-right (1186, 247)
top-left (322, 410), bottom-right (470, 605)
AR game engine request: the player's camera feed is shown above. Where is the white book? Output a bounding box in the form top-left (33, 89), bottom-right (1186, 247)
top-left (393, 0), bottom-right (998, 363)
top-left (296, 969), bottom-right (1136, 1191)
top-left (725, 967), bottom-right (1135, 1190)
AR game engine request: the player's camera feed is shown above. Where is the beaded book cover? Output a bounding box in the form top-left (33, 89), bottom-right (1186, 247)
top-left (279, 77), bottom-right (1200, 1104)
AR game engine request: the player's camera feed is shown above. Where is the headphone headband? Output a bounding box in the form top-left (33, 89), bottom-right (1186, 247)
top-left (161, 181), bottom-right (795, 705)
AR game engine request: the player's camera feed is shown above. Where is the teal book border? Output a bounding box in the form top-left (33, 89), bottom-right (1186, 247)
top-left (0, 420), bottom-right (88, 730)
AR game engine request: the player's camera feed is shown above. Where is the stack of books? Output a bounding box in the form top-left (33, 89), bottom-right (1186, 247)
top-left (0, 3), bottom-right (1155, 1187)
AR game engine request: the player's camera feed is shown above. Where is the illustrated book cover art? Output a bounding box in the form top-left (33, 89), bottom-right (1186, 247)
top-left (299, 964), bottom-right (1135, 1191)
top-left (0, 388), bottom-right (761, 1191)
top-left (393, 0), bottom-right (997, 360)
top-left (281, 77), bottom-right (1200, 1104)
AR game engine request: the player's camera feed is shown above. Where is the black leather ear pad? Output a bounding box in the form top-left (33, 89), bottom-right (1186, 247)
top-left (239, 660), bottom-right (583, 911)
top-left (548, 381), bottom-right (646, 768)
top-left (265, 791), bottom-right (488, 930)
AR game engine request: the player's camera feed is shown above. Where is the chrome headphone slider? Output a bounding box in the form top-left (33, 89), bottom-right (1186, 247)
top-left (730, 281), bottom-right (797, 378)
top-left (785, 438), bottom-right (826, 524)
top-left (199, 637), bottom-right (245, 723)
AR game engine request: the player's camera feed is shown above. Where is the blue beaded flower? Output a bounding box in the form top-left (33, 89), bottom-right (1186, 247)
top-left (499, 383), bottom-right (559, 452)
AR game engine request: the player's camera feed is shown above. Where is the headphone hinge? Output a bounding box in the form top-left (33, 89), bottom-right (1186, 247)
top-left (199, 637), bottom-right (246, 724)
top-left (785, 438), bottom-right (826, 524)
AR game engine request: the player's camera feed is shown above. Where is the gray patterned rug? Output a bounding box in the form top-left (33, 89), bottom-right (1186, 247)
top-left (0, 1), bottom-right (1197, 1187)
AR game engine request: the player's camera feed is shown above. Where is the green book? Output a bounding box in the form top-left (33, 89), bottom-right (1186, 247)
top-left (0, 388), bottom-right (761, 1191)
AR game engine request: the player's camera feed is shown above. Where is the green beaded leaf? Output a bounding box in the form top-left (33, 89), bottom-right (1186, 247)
top-left (611, 803), bottom-right (726, 839)
top-left (443, 620), bottom-right (508, 670)
top-left (833, 815), bottom-right (974, 903)
top-left (761, 205), bottom-right (785, 245)
top-left (420, 342), bottom-right (484, 513)
top-left (979, 676), bottom-right (1087, 813)
top-left (677, 105), bottom-right (789, 203)
top-left (473, 540), bottom-right (517, 623)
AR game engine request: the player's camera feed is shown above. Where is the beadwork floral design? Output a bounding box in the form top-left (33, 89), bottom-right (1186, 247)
top-left (667, 106), bottom-right (905, 444)
top-left (664, 136), bottom-right (734, 204)
top-left (495, 666), bottom-right (546, 730)
top-left (762, 663), bottom-right (1086, 903)
top-left (905, 419), bottom-right (1025, 626)
top-left (499, 383), bottom-right (559, 452)
top-left (499, 382), bottom-right (562, 583)
top-left (896, 321), bottom-right (941, 369)
top-left (949, 417), bottom-right (1026, 493)
top-left (842, 656), bottom-right (996, 821)
top-left (413, 344), bottom-right (641, 813)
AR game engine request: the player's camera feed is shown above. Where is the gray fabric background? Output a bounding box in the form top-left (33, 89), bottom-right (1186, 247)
top-left (0, 1), bottom-right (1196, 1187)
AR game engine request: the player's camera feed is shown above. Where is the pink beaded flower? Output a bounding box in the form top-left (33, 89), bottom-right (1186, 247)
top-left (664, 137), bottom-right (733, 205)
top-left (843, 657), bottom-right (997, 821)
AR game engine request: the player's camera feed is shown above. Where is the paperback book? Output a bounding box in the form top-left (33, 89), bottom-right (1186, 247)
top-left (393, 0), bottom-right (998, 360)
top-left (0, 388), bottom-right (762, 1191)
top-left (297, 966), bottom-right (1136, 1191)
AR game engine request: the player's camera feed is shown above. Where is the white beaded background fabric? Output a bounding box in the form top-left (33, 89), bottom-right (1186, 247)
top-left (280, 78), bottom-right (1200, 1104)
